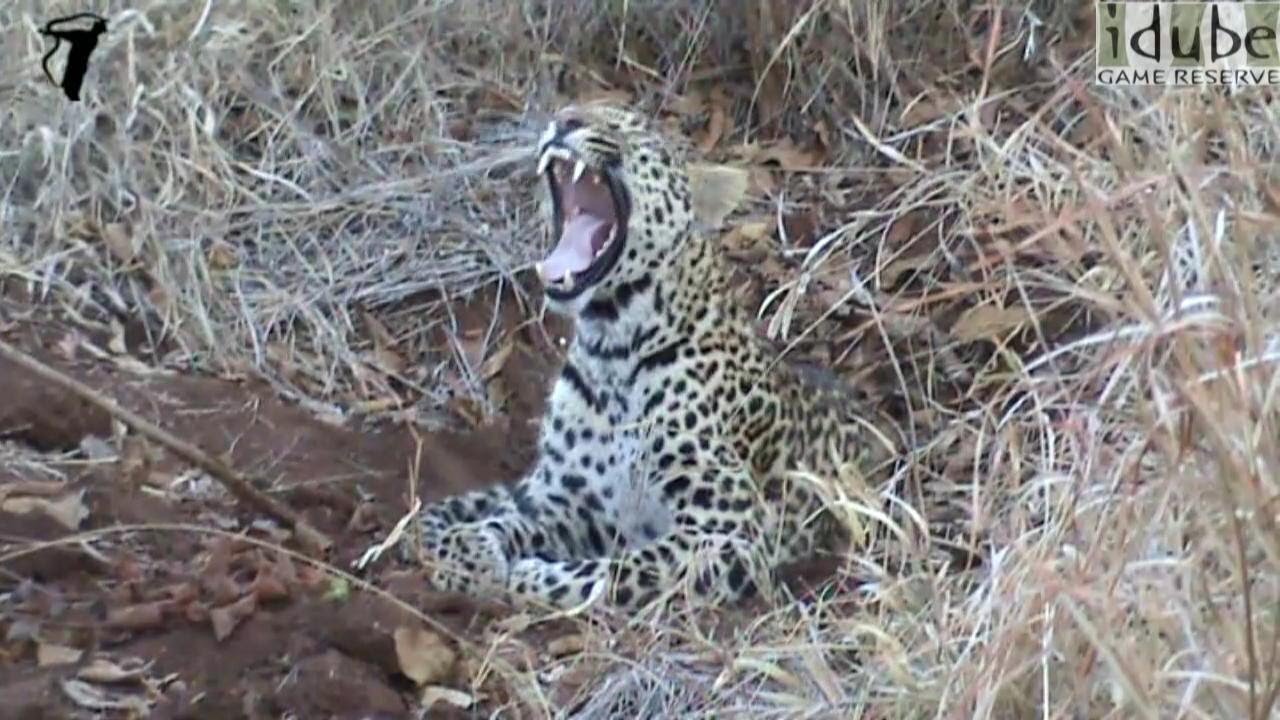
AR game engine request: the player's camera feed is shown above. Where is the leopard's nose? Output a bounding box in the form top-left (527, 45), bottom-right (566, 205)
top-left (554, 107), bottom-right (586, 132)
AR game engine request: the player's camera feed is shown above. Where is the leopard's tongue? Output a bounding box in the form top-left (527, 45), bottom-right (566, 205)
top-left (541, 213), bottom-right (609, 281)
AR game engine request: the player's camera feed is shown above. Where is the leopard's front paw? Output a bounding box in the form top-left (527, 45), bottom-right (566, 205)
top-left (398, 511), bottom-right (447, 564)
top-left (427, 523), bottom-right (511, 595)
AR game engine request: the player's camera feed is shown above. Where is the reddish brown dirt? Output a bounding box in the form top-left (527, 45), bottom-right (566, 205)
top-left (0, 309), bottom-right (567, 719)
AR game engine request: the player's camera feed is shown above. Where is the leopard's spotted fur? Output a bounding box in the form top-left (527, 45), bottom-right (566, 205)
top-left (414, 104), bottom-right (898, 611)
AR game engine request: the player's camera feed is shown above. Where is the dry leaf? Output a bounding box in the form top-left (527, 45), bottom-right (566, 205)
top-left (206, 241), bottom-right (239, 270)
top-left (688, 163), bottom-right (749, 229)
top-left (421, 685), bottom-right (474, 710)
top-left (79, 435), bottom-right (116, 462)
top-left (393, 626), bottom-right (456, 686)
top-left (360, 308), bottom-right (407, 374)
top-left (38, 642), bottom-right (84, 667)
top-left (879, 254), bottom-right (932, 288)
top-left (373, 344), bottom-right (406, 376)
top-left (486, 375), bottom-right (511, 417)
top-left (77, 655), bottom-right (151, 683)
top-left (885, 210), bottom-right (924, 248)
top-left (147, 285), bottom-right (173, 316)
top-left (667, 88), bottom-right (706, 117)
top-left (492, 612), bottom-right (534, 634)
top-left (0, 480), bottom-right (69, 502)
top-left (249, 568), bottom-right (291, 602)
top-left (114, 556), bottom-right (146, 583)
top-left (781, 209), bottom-right (820, 247)
top-left (76, 653), bottom-right (150, 681)
top-left (66, 215), bottom-right (96, 241)
top-left (101, 223), bottom-right (135, 264)
top-left (54, 332), bottom-right (81, 361)
top-left (747, 166), bottom-right (777, 196)
top-left (750, 138), bottom-right (822, 172)
top-left (482, 636), bottom-right (536, 672)
top-left (350, 397), bottom-right (404, 416)
top-left (479, 338), bottom-right (515, 381)
top-left (456, 328), bottom-right (488, 377)
top-left (209, 593), bottom-right (257, 641)
top-left (447, 395), bottom-right (484, 429)
top-left (951, 303), bottom-right (1033, 342)
top-left (199, 538), bottom-right (243, 604)
top-left (60, 679), bottom-right (150, 714)
top-left (899, 92), bottom-right (961, 126)
top-left (1, 490), bottom-right (90, 531)
top-left (118, 435), bottom-right (153, 488)
top-left (478, 84), bottom-right (523, 112)
top-left (814, 119), bottom-right (834, 155)
top-left (547, 634), bottom-right (586, 658)
top-left (738, 222), bottom-right (771, 241)
top-left (104, 601), bottom-right (167, 631)
top-left (942, 434), bottom-right (980, 478)
top-left (721, 221), bottom-right (773, 260)
top-left (107, 319), bottom-right (127, 355)
top-left (697, 102), bottom-right (729, 153)
top-left (446, 118), bottom-right (472, 142)
top-left (549, 659), bottom-right (607, 708)
top-left (575, 88), bottom-right (632, 106)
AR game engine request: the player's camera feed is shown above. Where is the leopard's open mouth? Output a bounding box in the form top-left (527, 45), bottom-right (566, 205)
top-left (536, 150), bottom-right (630, 301)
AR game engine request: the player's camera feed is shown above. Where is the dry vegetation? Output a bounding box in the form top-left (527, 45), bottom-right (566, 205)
top-left (2, 0), bottom-right (1279, 718)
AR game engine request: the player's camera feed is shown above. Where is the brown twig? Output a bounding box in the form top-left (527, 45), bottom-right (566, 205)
top-left (0, 337), bottom-right (333, 556)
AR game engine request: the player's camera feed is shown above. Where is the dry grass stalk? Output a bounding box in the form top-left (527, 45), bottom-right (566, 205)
top-left (0, 336), bottom-right (334, 554)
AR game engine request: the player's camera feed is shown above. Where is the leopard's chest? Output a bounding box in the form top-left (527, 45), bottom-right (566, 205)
top-left (567, 328), bottom-right (677, 416)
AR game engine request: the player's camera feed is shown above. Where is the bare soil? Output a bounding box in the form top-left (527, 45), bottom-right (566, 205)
top-left (0, 305), bottom-right (564, 718)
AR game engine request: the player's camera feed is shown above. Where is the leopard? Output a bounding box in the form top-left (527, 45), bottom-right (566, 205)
top-left (411, 103), bottom-right (900, 613)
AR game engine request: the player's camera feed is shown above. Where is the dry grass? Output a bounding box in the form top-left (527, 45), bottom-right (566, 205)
top-left (3, 1), bottom-right (1279, 718)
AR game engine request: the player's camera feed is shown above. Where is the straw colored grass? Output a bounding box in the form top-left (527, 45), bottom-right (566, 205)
top-left (3, 1), bottom-right (1278, 718)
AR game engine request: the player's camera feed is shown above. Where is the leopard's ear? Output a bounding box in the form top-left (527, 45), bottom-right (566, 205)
top-left (687, 163), bottom-right (749, 230)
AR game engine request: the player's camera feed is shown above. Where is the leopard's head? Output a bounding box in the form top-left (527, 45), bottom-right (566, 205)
top-left (534, 103), bottom-right (693, 317)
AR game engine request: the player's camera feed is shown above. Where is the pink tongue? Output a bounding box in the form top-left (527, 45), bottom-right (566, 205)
top-left (542, 214), bottom-right (607, 280)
